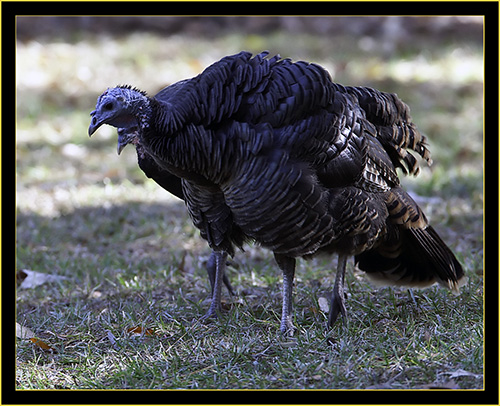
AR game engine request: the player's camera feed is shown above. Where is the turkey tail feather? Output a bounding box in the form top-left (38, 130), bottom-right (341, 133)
top-left (409, 226), bottom-right (466, 293)
top-left (355, 225), bottom-right (466, 294)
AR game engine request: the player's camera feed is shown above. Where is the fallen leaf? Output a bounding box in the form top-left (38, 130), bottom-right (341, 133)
top-left (17, 269), bottom-right (68, 289)
top-left (29, 338), bottom-right (57, 353)
top-left (17, 322), bottom-right (56, 352)
top-left (446, 369), bottom-right (483, 380)
top-left (16, 269), bottom-right (28, 285)
top-left (318, 297), bottom-right (330, 313)
top-left (89, 290), bottom-right (103, 299)
top-left (127, 326), bottom-right (155, 336)
top-left (16, 322), bottom-right (35, 339)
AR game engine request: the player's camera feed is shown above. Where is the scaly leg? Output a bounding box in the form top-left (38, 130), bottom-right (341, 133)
top-left (206, 251), bottom-right (236, 296)
top-left (203, 250), bottom-right (227, 319)
top-left (328, 254), bottom-right (348, 327)
top-left (274, 254), bottom-right (296, 336)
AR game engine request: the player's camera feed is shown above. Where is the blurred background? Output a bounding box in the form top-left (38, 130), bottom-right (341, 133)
top-left (16, 15), bottom-right (483, 289)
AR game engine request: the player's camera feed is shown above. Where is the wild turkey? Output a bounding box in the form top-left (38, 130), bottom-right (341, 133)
top-left (116, 124), bottom-right (236, 296)
top-left (89, 51), bottom-right (466, 334)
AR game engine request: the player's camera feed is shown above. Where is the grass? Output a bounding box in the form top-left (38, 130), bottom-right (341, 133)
top-left (15, 256), bottom-right (484, 389)
top-left (16, 20), bottom-right (483, 390)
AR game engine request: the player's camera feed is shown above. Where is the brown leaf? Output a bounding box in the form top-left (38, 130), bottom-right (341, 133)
top-left (16, 269), bottom-right (28, 285)
top-left (29, 338), bottom-right (57, 353)
top-left (17, 323), bottom-right (57, 352)
top-left (127, 326), bottom-right (155, 336)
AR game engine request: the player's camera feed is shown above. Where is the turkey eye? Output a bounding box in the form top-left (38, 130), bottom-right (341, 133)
top-left (103, 102), bottom-right (114, 110)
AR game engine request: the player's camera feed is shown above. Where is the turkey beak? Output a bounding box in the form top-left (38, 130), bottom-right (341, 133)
top-left (117, 141), bottom-right (126, 156)
top-left (88, 110), bottom-right (102, 137)
top-left (117, 132), bottom-right (127, 155)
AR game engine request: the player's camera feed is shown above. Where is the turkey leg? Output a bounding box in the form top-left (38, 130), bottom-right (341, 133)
top-left (274, 254), bottom-right (296, 335)
top-left (206, 251), bottom-right (236, 296)
top-left (328, 254), bottom-right (348, 327)
top-left (203, 250), bottom-right (227, 319)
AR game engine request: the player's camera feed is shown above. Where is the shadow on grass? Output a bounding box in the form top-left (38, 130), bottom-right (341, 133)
top-left (15, 197), bottom-right (484, 391)
top-left (16, 199), bottom-right (209, 279)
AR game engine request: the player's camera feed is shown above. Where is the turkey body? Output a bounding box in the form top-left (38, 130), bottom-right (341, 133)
top-left (89, 51), bottom-right (466, 334)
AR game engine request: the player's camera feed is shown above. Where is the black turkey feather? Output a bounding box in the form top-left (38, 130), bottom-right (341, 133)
top-left (89, 51), bottom-right (466, 334)
top-left (113, 85), bottom-right (236, 295)
top-left (114, 125), bottom-right (236, 295)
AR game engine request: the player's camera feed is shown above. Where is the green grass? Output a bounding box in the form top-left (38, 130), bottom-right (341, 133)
top-left (16, 24), bottom-right (483, 389)
top-left (15, 253), bottom-right (484, 389)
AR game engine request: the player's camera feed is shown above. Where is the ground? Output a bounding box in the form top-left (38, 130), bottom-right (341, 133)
top-left (16, 17), bottom-right (483, 390)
